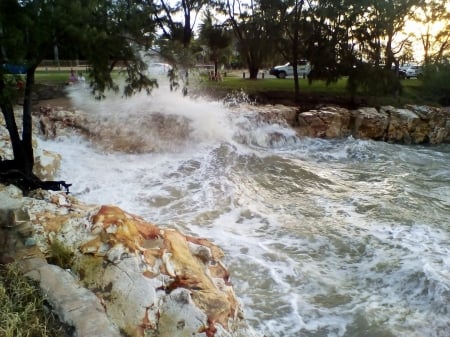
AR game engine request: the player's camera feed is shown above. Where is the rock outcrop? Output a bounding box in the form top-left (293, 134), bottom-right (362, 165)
top-left (295, 105), bottom-right (450, 144)
top-left (1, 107), bottom-right (258, 337)
top-left (0, 184), bottom-right (258, 337)
top-left (33, 101), bottom-right (450, 145)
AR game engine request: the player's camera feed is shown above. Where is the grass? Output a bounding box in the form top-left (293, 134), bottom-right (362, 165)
top-left (34, 70), bottom-right (71, 85)
top-left (196, 71), bottom-right (435, 107)
top-left (0, 264), bottom-right (67, 337)
top-left (47, 240), bottom-right (74, 270)
top-left (32, 68), bottom-right (438, 107)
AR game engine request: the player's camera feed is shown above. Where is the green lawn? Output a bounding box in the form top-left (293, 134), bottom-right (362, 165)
top-left (35, 70), bottom-right (70, 84)
top-left (198, 70), bottom-right (439, 107)
top-left (32, 68), bottom-right (436, 107)
top-left (203, 75), bottom-right (348, 95)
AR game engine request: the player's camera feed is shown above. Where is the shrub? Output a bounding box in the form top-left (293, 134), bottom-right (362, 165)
top-left (422, 64), bottom-right (450, 106)
top-left (347, 64), bottom-right (402, 97)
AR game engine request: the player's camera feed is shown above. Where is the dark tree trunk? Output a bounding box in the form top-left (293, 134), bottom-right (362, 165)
top-left (0, 68), bottom-right (71, 194)
top-left (246, 54), bottom-right (259, 79)
top-left (248, 66), bottom-right (259, 79)
top-left (21, 66), bottom-right (37, 174)
top-left (0, 76), bottom-right (26, 167)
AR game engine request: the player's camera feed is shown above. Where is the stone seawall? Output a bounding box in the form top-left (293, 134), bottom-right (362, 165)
top-left (295, 105), bottom-right (450, 144)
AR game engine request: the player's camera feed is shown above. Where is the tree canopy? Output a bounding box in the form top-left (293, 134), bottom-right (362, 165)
top-left (0, 0), bottom-right (158, 192)
top-left (0, 0), bottom-right (448, 192)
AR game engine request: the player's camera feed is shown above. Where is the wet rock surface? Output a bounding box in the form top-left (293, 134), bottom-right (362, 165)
top-left (0, 185), bottom-right (257, 337)
top-left (33, 101), bottom-right (450, 145)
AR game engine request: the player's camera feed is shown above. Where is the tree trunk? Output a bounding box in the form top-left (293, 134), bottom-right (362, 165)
top-left (0, 76), bottom-right (26, 168)
top-left (21, 66), bottom-right (37, 174)
top-left (247, 67), bottom-right (258, 79)
top-left (0, 68), bottom-right (71, 194)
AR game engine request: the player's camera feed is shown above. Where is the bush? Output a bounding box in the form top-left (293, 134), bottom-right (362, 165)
top-left (422, 64), bottom-right (450, 106)
top-left (347, 64), bottom-right (402, 97)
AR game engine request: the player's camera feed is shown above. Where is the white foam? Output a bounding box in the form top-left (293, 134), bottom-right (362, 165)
top-left (38, 87), bottom-right (450, 337)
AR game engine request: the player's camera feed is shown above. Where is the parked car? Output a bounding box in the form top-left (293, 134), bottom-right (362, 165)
top-left (269, 60), bottom-right (311, 79)
top-left (146, 62), bottom-right (172, 76)
top-left (2, 63), bottom-right (27, 74)
top-left (404, 65), bottom-right (423, 79)
top-left (391, 66), bottom-right (407, 79)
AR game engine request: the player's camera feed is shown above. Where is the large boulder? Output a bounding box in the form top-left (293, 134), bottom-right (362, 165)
top-left (297, 106), bottom-right (352, 138)
top-left (381, 106), bottom-right (424, 144)
top-left (406, 105), bottom-right (450, 144)
top-left (352, 107), bottom-right (389, 140)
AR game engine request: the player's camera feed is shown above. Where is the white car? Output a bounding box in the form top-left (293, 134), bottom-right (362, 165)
top-left (269, 60), bottom-right (311, 79)
top-left (404, 65), bottom-right (423, 79)
top-left (147, 62), bottom-right (172, 76)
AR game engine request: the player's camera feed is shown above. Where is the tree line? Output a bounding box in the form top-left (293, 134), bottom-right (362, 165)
top-left (0, 0), bottom-right (449, 192)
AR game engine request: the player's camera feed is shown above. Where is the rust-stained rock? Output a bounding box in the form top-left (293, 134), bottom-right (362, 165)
top-left (8, 195), bottom-right (257, 337)
top-left (163, 229), bottom-right (234, 327)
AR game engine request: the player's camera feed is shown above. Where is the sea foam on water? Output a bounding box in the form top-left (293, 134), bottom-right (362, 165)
top-left (40, 82), bottom-right (450, 337)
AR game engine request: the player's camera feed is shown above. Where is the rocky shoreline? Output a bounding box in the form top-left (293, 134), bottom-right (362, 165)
top-left (0, 185), bottom-right (256, 337)
top-left (1, 91), bottom-right (448, 337)
top-left (0, 103), bottom-right (260, 337)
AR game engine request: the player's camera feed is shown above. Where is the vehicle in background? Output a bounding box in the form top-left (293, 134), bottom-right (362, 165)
top-left (404, 65), bottom-right (423, 79)
top-left (146, 62), bottom-right (172, 76)
top-left (269, 60), bottom-right (311, 79)
top-left (391, 66), bottom-right (407, 79)
top-left (2, 63), bottom-right (27, 74)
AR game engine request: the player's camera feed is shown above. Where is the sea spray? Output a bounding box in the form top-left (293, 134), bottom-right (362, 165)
top-left (40, 85), bottom-right (450, 337)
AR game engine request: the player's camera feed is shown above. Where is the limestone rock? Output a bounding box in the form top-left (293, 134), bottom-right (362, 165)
top-left (297, 106), bottom-right (352, 138)
top-left (15, 195), bottom-right (258, 337)
top-left (381, 106), bottom-right (422, 144)
top-left (1, 114), bottom-right (62, 180)
top-left (292, 105), bottom-right (449, 144)
top-left (352, 107), bottom-right (389, 140)
top-left (25, 261), bottom-right (122, 337)
top-left (34, 148), bottom-right (62, 180)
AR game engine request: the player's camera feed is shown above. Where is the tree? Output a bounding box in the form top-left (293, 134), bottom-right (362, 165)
top-left (352, 0), bottom-right (424, 68)
top-left (268, 0), bottom-right (307, 99)
top-left (0, 0), bottom-right (157, 193)
top-left (154, 0), bottom-right (208, 48)
top-left (413, 0), bottom-right (450, 65)
top-left (303, 0), bottom-right (362, 81)
top-left (198, 9), bottom-right (232, 79)
top-left (222, 0), bottom-right (273, 79)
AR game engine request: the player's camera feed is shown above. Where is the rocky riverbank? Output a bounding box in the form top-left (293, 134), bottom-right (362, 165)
top-left (1, 90), bottom-right (448, 337)
top-left (0, 105), bottom-right (260, 337)
top-left (0, 184), bottom-right (256, 337)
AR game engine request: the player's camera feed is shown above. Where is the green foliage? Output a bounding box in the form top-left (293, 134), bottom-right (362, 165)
top-left (421, 64), bottom-right (450, 105)
top-left (0, 0), bottom-right (157, 99)
top-left (347, 64), bottom-right (402, 97)
top-left (0, 264), bottom-right (66, 337)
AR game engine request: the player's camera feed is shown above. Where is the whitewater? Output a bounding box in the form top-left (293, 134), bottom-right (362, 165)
top-left (39, 84), bottom-right (450, 337)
